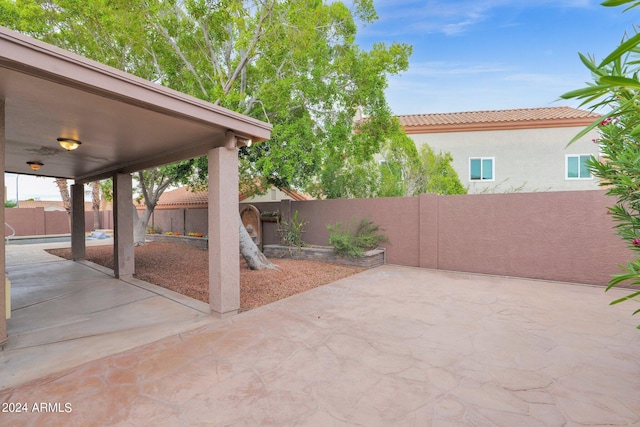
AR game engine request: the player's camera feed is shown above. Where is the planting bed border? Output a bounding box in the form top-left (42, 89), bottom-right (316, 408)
top-left (144, 236), bottom-right (385, 269)
top-left (145, 234), bottom-right (208, 249)
top-left (263, 244), bottom-right (385, 269)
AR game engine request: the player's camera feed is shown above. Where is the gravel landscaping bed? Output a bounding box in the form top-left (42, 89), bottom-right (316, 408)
top-left (47, 242), bottom-right (364, 312)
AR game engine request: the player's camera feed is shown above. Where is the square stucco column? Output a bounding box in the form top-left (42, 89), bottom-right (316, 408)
top-left (0, 98), bottom-right (7, 346)
top-left (71, 183), bottom-right (86, 260)
top-left (208, 146), bottom-right (239, 318)
top-left (113, 173), bottom-right (134, 278)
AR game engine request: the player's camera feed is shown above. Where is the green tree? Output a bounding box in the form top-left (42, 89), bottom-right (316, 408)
top-left (2, 0), bottom-right (411, 267)
top-left (379, 136), bottom-right (466, 198)
top-left (310, 119), bottom-right (466, 199)
top-left (561, 0), bottom-right (640, 327)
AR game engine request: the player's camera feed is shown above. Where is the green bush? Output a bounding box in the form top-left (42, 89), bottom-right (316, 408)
top-left (560, 0), bottom-right (640, 328)
top-left (277, 210), bottom-right (306, 248)
top-left (327, 217), bottom-right (388, 257)
top-left (146, 225), bottom-right (162, 234)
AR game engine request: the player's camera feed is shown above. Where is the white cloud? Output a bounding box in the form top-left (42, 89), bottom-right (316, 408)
top-left (399, 60), bottom-right (515, 77)
top-left (360, 0), bottom-right (598, 37)
top-left (384, 64), bottom-right (591, 115)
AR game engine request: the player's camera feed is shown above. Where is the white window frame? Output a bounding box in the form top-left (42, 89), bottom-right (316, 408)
top-left (469, 157), bottom-right (495, 182)
top-left (565, 154), bottom-right (593, 180)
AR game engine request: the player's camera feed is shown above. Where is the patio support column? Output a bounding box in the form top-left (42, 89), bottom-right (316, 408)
top-left (208, 144), bottom-right (239, 318)
top-left (71, 183), bottom-right (86, 260)
top-left (113, 173), bottom-right (134, 279)
top-left (0, 97), bottom-right (7, 346)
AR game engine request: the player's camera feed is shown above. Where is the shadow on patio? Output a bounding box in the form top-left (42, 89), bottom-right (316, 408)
top-left (1, 242), bottom-right (213, 391)
top-left (0, 249), bottom-right (638, 425)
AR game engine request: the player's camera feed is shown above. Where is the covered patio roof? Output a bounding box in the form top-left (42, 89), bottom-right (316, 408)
top-left (0, 25), bottom-right (272, 346)
top-left (0, 26), bottom-right (271, 183)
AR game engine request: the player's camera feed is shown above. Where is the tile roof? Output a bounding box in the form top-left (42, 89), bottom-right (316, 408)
top-left (140, 185), bottom-right (311, 209)
top-left (398, 106), bottom-right (601, 133)
top-left (154, 187), bottom-right (209, 207)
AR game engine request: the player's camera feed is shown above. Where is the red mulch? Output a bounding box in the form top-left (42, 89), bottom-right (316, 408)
top-left (46, 242), bottom-right (364, 312)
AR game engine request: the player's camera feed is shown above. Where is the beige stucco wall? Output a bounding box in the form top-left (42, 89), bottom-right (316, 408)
top-left (241, 187), bottom-right (293, 203)
top-left (408, 126), bottom-right (601, 194)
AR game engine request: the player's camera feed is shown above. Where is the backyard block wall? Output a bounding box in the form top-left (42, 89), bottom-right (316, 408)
top-left (4, 208), bottom-right (95, 236)
top-left (249, 190), bottom-right (632, 286)
top-left (9, 191), bottom-right (631, 287)
top-left (146, 208), bottom-right (208, 235)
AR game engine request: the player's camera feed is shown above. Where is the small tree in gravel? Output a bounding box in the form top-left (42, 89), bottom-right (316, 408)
top-left (277, 211), bottom-right (307, 248)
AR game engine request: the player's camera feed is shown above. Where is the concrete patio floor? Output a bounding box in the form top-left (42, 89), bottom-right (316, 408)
top-left (1, 246), bottom-right (639, 426)
top-left (1, 242), bottom-right (212, 391)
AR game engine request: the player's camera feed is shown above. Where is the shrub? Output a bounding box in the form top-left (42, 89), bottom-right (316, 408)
top-left (147, 225), bottom-right (162, 234)
top-left (277, 210), bottom-right (306, 247)
top-left (327, 217), bottom-right (388, 257)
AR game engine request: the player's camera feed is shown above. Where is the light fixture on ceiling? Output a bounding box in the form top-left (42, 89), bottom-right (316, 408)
top-left (224, 130), bottom-right (254, 150)
top-left (236, 137), bottom-right (252, 148)
top-left (27, 161), bottom-right (44, 171)
top-left (57, 137), bottom-right (82, 151)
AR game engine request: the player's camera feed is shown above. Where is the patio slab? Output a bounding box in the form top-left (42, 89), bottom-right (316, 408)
top-left (1, 263), bottom-right (639, 426)
top-left (1, 242), bottom-right (212, 390)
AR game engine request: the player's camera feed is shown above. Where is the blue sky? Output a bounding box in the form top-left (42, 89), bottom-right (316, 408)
top-left (6, 0), bottom-right (638, 201)
top-left (354, 0), bottom-right (638, 115)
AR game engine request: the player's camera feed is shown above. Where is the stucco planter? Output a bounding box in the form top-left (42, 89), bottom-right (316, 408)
top-left (263, 244), bottom-right (385, 269)
top-left (145, 233), bottom-right (208, 249)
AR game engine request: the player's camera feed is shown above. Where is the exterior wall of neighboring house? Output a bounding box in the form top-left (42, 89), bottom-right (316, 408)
top-left (240, 187), bottom-right (298, 203)
top-left (400, 107), bottom-right (602, 194)
top-left (409, 126), bottom-right (601, 193)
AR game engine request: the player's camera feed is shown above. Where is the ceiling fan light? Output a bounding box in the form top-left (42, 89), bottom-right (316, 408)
top-left (57, 137), bottom-right (82, 151)
top-left (27, 161), bottom-right (44, 171)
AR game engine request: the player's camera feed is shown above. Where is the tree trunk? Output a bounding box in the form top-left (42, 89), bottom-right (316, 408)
top-left (92, 181), bottom-right (101, 230)
top-left (55, 178), bottom-right (71, 213)
top-left (132, 204), bottom-right (151, 246)
top-left (54, 178), bottom-right (72, 231)
top-left (239, 215), bottom-right (278, 270)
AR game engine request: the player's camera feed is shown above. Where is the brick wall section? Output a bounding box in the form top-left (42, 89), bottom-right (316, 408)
top-left (251, 190), bottom-right (632, 286)
top-left (434, 191), bottom-right (627, 285)
top-left (5, 208), bottom-right (95, 236)
top-left (6, 191), bottom-right (634, 286)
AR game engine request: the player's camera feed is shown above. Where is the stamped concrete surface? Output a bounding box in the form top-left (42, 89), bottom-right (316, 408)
top-left (1, 242), bottom-right (211, 391)
top-left (1, 264), bottom-right (639, 426)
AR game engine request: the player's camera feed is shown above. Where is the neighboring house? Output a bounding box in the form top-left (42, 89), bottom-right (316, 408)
top-left (137, 185), bottom-right (311, 211)
top-left (135, 186), bottom-right (311, 235)
top-left (398, 106), bottom-right (602, 194)
top-left (239, 185), bottom-right (311, 203)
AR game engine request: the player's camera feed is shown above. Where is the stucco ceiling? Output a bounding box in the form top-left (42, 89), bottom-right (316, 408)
top-left (0, 26), bottom-right (271, 184)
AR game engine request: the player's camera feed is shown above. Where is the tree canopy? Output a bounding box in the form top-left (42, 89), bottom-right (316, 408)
top-left (1, 0), bottom-right (412, 197)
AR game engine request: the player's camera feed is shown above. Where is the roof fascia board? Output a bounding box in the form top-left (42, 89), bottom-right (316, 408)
top-left (403, 117), bottom-right (599, 134)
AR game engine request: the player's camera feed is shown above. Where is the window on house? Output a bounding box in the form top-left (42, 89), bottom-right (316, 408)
top-left (566, 155), bottom-right (592, 179)
top-left (469, 157), bottom-right (494, 181)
